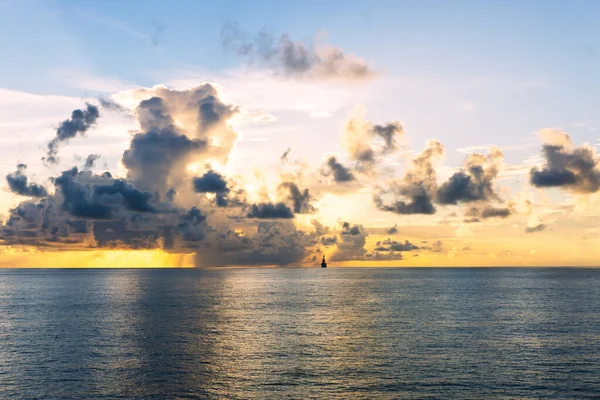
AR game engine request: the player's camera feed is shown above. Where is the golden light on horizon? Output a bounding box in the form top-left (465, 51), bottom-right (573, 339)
top-left (0, 248), bottom-right (195, 269)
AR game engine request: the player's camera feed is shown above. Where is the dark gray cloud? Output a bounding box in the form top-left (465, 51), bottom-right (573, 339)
top-left (481, 206), bottom-right (511, 219)
top-left (281, 148), bottom-right (291, 161)
top-left (247, 202), bottom-right (294, 219)
top-left (464, 205), bottom-right (512, 221)
top-left (374, 188), bottom-right (436, 215)
top-left (193, 170), bottom-right (229, 194)
top-left (94, 179), bottom-right (156, 213)
top-left (437, 148), bottom-right (503, 205)
top-left (192, 170), bottom-right (248, 208)
top-left (320, 236), bottom-right (337, 246)
top-left (83, 154), bottom-right (101, 170)
top-left (166, 188), bottom-right (177, 202)
top-left (323, 156), bottom-right (355, 182)
top-left (386, 224), bottom-right (398, 234)
top-left (6, 164), bottom-right (48, 198)
top-left (194, 221), bottom-right (308, 267)
top-left (372, 123), bottom-right (403, 154)
top-left (177, 207), bottom-right (207, 241)
top-left (221, 23), bottom-right (376, 80)
top-left (53, 167), bottom-right (157, 220)
top-left (374, 140), bottom-right (443, 215)
top-left (530, 143), bottom-right (600, 193)
top-left (374, 238), bottom-right (419, 252)
top-left (122, 85), bottom-right (238, 195)
top-left (53, 168), bottom-right (112, 219)
top-left (98, 97), bottom-right (128, 113)
top-left (45, 103), bottom-right (100, 164)
top-left (278, 182), bottom-right (316, 214)
top-left (123, 129), bottom-right (207, 192)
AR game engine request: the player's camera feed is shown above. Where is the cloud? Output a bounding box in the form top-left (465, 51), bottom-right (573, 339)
top-left (44, 103), bottom-right (100, 164)
top-left (98, 97), bottom-right (129, 113)
top-left (83, 154), bottom-right (101, 170)
top-left (465, 205), bottom-right (512, 220)
top-left (247, 202), bottom-right (294, 219)
top-left (120, 84), bottom-right (238, 195)
top-left (342, 111), bottom-right (404, 172)
top-left (320, 236), bottom-right (337, 246)
top-left (525, 223), bottom-right (546, 233)
top-left (386, 224), bottom-right (398, 234)
top-left (6, 164), bottom-right (48, 198)
top-left (281, 147), bottom-right (291, 161)
top-left (193, 221), bottom-right (308, 267)
top-left (429, 240), bottom-right (444, 253)
top-left (437, 147), bottom-right (503, 204)
top-left (193, 170), bottom-right (230, 194)
top-left (374, 238), bottom-right (419, 252)
top-left (330, 221), bottom-right (368, 261)
top-left (221, 24), bottom-right (376, 81)
top-left (530, 129), bottom-right (600, 193)
top-left (322, 156), bottom-right (355, 182)
top-left (0, 83), bottom-right (319, 267)
top-left (278, 182), bottom-right (316, 214)
top-left (374, 140), bottom-right (443, 215)
top-left (53, 167), bottom-right (157, 219)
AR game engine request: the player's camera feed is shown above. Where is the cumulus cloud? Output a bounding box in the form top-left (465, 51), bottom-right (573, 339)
top-left (464, 204), bottom-right (512, 221)
top-left (0, 83), bottom-right (322, 267)
top-left (6, 164), bottom-right (48, 198)
top-left (374, 238), bottom-right (419, 252)
top-left (374, 140), bottom-right (443, 215)
top-left (342, 111), bottom-right (404, 172)
top-left (44, 103), bottom-right (100, 164)
top-left (194, 221), bottom-right (309, 267)
top-left (437, 147), bottom-right (503, 204)
top-left (53, 167), bottom-right (157, 219)
top-left (386, 224), bottom-right (398, 234)
top-left (193, 170), bottom-right (230, 194)
top-left (278, 182), bottom-right (316, 214)
top-left (530, 129), bottom-right (600, 193)
top-left (322, 156), bottom-right (355, 182)
top-left (221, 23), bottom-right (376, 80)
top-left (121, 84), bottom-right (238, 195)
top-left (247, 202), bottom-right (294, 219)
top-left (320, 236), bottom-right (337, 246)
top-left (330, 221), bottom-right (368, 261)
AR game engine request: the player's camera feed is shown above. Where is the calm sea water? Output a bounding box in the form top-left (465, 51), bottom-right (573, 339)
top-left (0, 268), bottom-right (599, 399)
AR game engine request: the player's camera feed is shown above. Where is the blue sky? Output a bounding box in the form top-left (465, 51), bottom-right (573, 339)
top-left (2, 0), bottom-right (599, 158)
top-left (3, 0), bottom-right (600, 88)
top-left (2, 0), bottom-right (599, 166)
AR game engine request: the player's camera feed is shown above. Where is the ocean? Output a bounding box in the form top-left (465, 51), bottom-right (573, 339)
top-left (0, 268), bottom-right (599, 399)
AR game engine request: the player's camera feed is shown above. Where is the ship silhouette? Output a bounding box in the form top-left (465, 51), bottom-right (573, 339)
top-left (321, 256), bottom-right (327, 268)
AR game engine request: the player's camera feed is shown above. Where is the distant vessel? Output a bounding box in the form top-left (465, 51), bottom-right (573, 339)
top-left (321, 256), bottom-right (327, 268)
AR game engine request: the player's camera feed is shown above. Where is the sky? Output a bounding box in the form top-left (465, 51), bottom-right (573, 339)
top-left (1, 0), bottom-right (600, 267)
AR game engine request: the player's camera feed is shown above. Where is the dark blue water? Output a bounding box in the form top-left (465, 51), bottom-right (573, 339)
top-left (1, 268), bottom-right (599, 399)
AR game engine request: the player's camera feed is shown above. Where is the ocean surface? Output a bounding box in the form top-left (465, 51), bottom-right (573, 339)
top-left (0, 268), bottom-right (599, 399)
